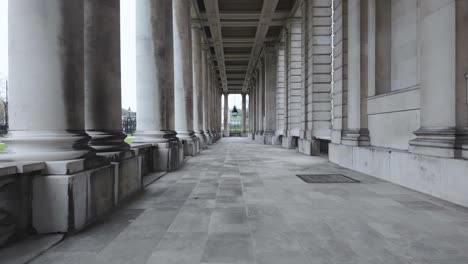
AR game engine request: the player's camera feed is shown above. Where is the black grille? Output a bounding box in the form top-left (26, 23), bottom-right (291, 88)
top-left (296, 174), bottom-right (360, 183)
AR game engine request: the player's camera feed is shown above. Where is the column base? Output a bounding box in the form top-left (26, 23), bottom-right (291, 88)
top-left (205, 131), bottom-right (213, 145)
top-left (341, 129), bottom-right (370, 147)
top-left (178, 133), bottom-right (200, 157)
top-left (273, 130), bottom-right (285, 145)
top-left (282, 136), bottom-right (298, 149)
top-left (298, 138), bottom-right (321, 156)
top-left (133, 130), bottom-right (171, 144)
top-left (132, 131), bottom-right (184, 172)
top-left (87, 130), bottom-right (130, 152)
top-left (0, 130), bottom-right (94, 162)
top-left (409, 127), bottom-right (468, 158)
top-left (214, 131), bottom-right (221, 142)
top-left (223, 131), bottom-right (230, 137)
top-left (248, 132), bottom-right (255, 140)
top-left (331, 129), bottom-right (342, 144)
top-left (463, 145), bottom-right (468, 160)
top-left (195, 131), bottom-right (207, 150)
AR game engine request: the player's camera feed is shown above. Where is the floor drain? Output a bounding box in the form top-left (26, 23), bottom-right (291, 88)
top-left (296, 174), bottom-right (360, 183)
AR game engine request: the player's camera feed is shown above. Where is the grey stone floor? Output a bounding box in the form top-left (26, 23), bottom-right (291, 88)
top-left (31, 138), bottom-right (468, 264)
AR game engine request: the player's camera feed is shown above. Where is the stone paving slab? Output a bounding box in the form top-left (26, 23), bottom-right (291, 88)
top-left (30, 138), bottom-right (468, 264)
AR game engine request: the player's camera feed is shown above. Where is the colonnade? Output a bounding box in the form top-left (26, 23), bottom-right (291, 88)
top-left (2, 0), bottom-right (223, 164)
top-left (0, 0), bottom-right (223, 234)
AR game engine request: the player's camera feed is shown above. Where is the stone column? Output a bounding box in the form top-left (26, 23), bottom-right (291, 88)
top-left (251, 80), bottom-right (257, 138)
top-left (202, 43), bottom-right (211, 145)
top-left (173, 0), bottom-right (198, 155)
top-left (84, 0), bottom-right (128, 152)
top-left (206, 60), bottom-right (213, 143)
top-left (192, 22), bottom-right (205, 149)
top-left (342, 0), bottom-right (369, 146)
top-left (409, 0), bottom-right (463, 158)
top-left (264, 45), bottom-right (278, 144)
top-left (134, 0), bottom-right (171, 144)
top-left (1, 1), bottom-right (92, 161)
top-left (223, 93), bottom-right (229, 137)
top-left (134, 0), bottom-right (182, 172)
top-left (218, 90), bottom-right (223, 137)
top-left (249, 88), bottom-right (254, 138)
top-left (209, 67), bottom-right (214, 139)
top-left (242, 93), bottom-right (247, 136)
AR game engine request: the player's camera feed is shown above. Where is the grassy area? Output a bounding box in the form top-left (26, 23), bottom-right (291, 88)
top-left (124, 137), bottom-right (134, 144)
top-left (0, 143), bottom-right (5, 151)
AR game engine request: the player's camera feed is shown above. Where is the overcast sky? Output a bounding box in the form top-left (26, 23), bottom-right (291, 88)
top-left (0, 0), bottom-right (244, 111)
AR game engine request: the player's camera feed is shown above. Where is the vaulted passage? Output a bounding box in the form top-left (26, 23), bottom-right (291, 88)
top-left (1, 0), bottom-right (468, 261)
top-left (28, 138), bottom-right (468, 264)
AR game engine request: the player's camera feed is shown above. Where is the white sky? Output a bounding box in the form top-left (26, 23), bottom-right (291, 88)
top-left (0, 0), bottom-right (7, 77)
top-left (0, 0), bottom-right (244, 111)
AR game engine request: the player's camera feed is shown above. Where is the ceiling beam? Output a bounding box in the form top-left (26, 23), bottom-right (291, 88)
top-left (214, 20), bottom-right (284, 27)
top-left (198, 11), bottom-right (289, 20)
top-left (225, 65), bottom-right (248, 70)
top-left (222, 43), bottom-right (253, 48)
top-left (204, 0), bottom-right (228, 92)
top-left (226, 74), bottom-right (246, 79)
top-left (241, 0), bottom-right (280, 92)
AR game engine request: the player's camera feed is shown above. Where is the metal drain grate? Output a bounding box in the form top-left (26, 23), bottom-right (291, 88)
top-left (296, 174), bottom-right (360, 183)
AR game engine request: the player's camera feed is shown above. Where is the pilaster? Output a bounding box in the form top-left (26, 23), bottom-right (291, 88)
top-left (263, 44), bottom-right (278, 145)
top-left (409, 0), bottom-right (466, 158)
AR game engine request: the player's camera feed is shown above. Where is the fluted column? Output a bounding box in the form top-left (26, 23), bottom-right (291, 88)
top-left (173, 0), bottom-right (195, 139)
top-left (134, 0), bottom-right (172, 144)
top-left (1, 1), bottom-right (92, 161)
top-left (242, 93), bottom-right (247, 135)
top-left (84, 0), bottom-right (128, 152)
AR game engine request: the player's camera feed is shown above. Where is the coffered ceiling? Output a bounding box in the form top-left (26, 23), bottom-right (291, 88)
top-left (193, 0), bottom-right (300, 93)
